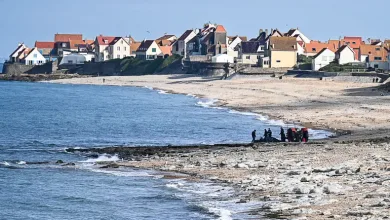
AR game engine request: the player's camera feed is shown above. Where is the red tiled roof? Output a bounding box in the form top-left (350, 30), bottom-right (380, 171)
top-left (215, 25), bottom-right (227, 33)
top-left (35, 41), bottom-right (55, 49)
top-left (55, 34), bottom-right (83, 42)
top-left (159, 45), bottom-right (172, 56)
top-left (304, 41), bottom-right (335, 53)
top-left (96, 36), bottom-right (116, 45)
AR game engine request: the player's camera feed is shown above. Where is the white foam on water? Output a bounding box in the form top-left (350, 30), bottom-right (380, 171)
top-left (208, 207), bottom-right (232, 220)
top-left (157, 90), bottom-right (169, 95)
top-left (196, 99), bottom-right (218, 108)
top-left (79, 154), bottom-right (120, 163)
top-left (144, 86), bottom-right (154, 90)
top-left (17, 161), bottom-right (27, 165)
top-left (89, 169), bottom-right (154, 177)
top-left (1, 161), bottom-right (10, 166)
top-left (186, 94), bottom-right (197, 98)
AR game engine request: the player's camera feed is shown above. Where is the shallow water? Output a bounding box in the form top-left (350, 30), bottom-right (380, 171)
top-left (0, 81), bottom-right (331, 219)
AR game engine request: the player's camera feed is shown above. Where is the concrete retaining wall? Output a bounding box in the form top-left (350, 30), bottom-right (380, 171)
top-left (287, 70), bottom-right (389, 83)
top-left (184, 61), bottom-right (228, 76)
top-left (2, 62), bottom-right (56, 75)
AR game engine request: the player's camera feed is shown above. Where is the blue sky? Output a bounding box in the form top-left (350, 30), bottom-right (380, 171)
top-left (0, 0), bottom-right (388, 58)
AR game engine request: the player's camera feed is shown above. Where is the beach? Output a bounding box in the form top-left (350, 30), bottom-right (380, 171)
top-left (55, 75), bottom-right (390, 219)
top-left (53, 74), bottom-right (390, 133)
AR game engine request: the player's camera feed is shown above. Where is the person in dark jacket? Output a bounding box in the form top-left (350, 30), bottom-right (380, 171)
top-left (287, 128), bottom-right (293, 142)
top-left (263, 129), bottom-right (268, 140)
top-left (280, 127), bottom-right (286, 142)
top-left (252, 130), bottom-right (256, 143)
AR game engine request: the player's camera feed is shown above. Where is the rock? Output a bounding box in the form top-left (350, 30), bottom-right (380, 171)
top-left (287, 171), bottom-right (300, 176)
top-left (62, 163), bottom-right (75, 166)
top-left (313, 168), bottom-right (335, 173)
top-left (355, 167), bottom-right (361, 173)
top-left (347, 211), bottom-right (373, 217)
top-left (237, 199), bottom-right (247, 203)
top-left (235, 163), bottom-right (249, 169)
top-left (100, 163), bottom-right (120, 169)
top-left (301, 177), bottom-right (309, 182)
top-left (56, 160), bottom-right (64, 164)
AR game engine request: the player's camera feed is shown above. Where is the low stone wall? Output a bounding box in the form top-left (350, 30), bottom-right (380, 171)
top-left (184, 61), bottom-right (228, 76)
top-left (2, 62), bottom-right (56, 75)
top-left (239, 66), bottom-right (291, 75)
top-left (287, 70), bottom-right (389, 83)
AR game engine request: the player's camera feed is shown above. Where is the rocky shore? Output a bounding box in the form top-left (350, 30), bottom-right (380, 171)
top-left (66, 134), bottom-right (390, 219)
top-left (0, 73), bottom-right (92, 82)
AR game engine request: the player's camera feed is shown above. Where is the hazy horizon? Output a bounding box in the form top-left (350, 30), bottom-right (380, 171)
top-left (0, 0), bottom-right (389, 58)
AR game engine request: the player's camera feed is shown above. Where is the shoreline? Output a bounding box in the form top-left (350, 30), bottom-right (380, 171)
top-left (66, 138), bottom-right (390, 219)
top-left (49, 74), bottom-right (390, 134)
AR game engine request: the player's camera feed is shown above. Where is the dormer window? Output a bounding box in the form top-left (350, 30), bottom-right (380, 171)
top-left (352, 42), bottom-right (356, 44)
top-left (375, 48), bottom-right (380, 51)
top-left (104, 40), bottom-right (108, 44)
top-left (312, 48), bottom-right (316, 52)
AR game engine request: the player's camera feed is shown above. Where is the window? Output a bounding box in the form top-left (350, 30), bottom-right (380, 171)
top-left (121, 40), bottom-right (123, 44)
top-left (312, 48), bottom-right (316, 52)
top-left (368, 52), bottom-right (372, 54)
top-left (68, 60), bottom-right (73, 64)
top-left (106, 55), bottom-right (110, 59)
top-left (374, 57), bottom-right (382, 60)
top-left (124, 47), bottom-right (127, 51)
top-left (257, 55), bottom-right (261, 59)
top-left (33, 54), bottom-right (37, 58)
top-left (152, 48), bottom-right (156, 52)
top-left (352, 42), bottom-right (356, 44)
top-left (246, 56), bottom-right (250, 59)
top-left (62, 43), bottom-right (67, 47)
top-left (375, 48), bottom-right (380, 51)
top-left (117, 47), bottom-right (120, 51)
top-left (259, 46), bottom-right (264, 51)
top-left (117, 55), bottom-right (120, 59)
top-left (276, 60), bottom-right (281, 63)
top-left (374, 64), bottom-right (379, 68)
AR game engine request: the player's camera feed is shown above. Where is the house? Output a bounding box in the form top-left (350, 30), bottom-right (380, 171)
top-left (227, 36), bottom-right (247, 58)
top-left (95, 36), bottom-right (130, 61)
top-left (240, 41), bottom-right (263, 65)
top-left (156, 35), bottom-right (177, 42)
top-left (185, 24), bottom-right (220, 59)
top-left (60, 50), bottom-right (94, 65)
top-left (35, 42), bottom-right (56, 61)
top-left (23, 48), bottom-right (46, 65)
top-left (268, 36), bottom-right (297, 68)
top-left (17, 48), bottom-right (31, 63)
top-left (360, 45), bottom-right (388, 69)
top-left (340, 36), bottom-right (363, 61)
top-left (172, 30), bottom-right (197, 57)
top-left (200, 25), bottom-right (228, 56)
top-left (135, 40), bottom-right (163, 60)
top-left (335, 45), bottom-right (356, 65)
top-left (54, 34), bottom-right (83, 57)
top-left (304, 41), bottom-right (335, 56)
top-left (311, 48), bottom-right (335, 70)
top-left (284, 28), bottom-right (311, 44)
top-left (130, 42), bottom-right (141, 57)
top-left (9, 43), bottom-right (27, 63)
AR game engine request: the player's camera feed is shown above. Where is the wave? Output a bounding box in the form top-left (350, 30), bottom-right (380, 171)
top-left (157, 90), bottom-right (170, 95)
top-left (88, 169), bottom-right (154, 177)
top-left (79, 154), bottom-right (120, 163)
top-left (143, 86), bottom-right (154, 90)
top-left (1, 161), bottom-right (10, 166)
top-left (196, 99), bottom-right (218, 108)
top-left (17, 161), bottom-right (27, 165)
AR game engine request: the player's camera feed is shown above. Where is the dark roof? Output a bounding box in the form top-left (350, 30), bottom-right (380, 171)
top-left (178, 30), bottom-right (194, 41)
top-left (241, 41), bottom-right (260, 53)
top-left (156, 35), bottom-right (176, 40)
top-left (335, 45), bottom-right (349, 54)
top-left (269, 37), bottom-right (297, 51)
top-left (286, 29), bottom-right (297, 36)
top-left (109, 37), bottom-right (126, 45)
top-left (137, 40), bottom-right (155, 51)
top-left (10, 44), bottom-right (25, 57)
top-left (312, 48), bottom-right (328, 59)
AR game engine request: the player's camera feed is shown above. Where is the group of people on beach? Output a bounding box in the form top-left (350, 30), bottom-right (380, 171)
top-left (252, 127), bottom-right (309, 143)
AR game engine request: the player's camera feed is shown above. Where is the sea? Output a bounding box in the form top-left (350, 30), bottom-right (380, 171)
top-left (0, 81), bottom-right (332, 220)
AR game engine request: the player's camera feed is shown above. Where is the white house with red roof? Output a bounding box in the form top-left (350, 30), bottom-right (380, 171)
top-left (23, 48), bottom-right (46, 65)
top-left (95, 36), bottom-right (130, 62)
top-left (311, 48), bottom-right (335, 70)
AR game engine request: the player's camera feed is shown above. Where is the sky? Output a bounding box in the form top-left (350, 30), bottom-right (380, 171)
top-left (0, 0), bottom-right (389, 58)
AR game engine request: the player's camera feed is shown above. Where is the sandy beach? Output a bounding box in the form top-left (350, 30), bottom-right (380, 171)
top-left (53, 74), bottom-right (390, 133)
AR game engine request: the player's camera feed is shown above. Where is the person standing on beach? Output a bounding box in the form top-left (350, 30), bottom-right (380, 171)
top-left (263, 129), bottom-right (268, 141)
top-left (280, 127), bottom-right (286, 142)
top-left (268, 128), bottom-right (273, 141)
top-left (252, 130), bottom-right (256, 143)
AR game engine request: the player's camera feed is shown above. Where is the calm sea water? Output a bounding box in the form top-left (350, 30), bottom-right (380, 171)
top-left (0, 81), bottom-right (330, 219)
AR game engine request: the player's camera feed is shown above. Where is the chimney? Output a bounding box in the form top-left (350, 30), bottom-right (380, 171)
top-left (265, 29), bottom-right (269, 36)
top-left (293, 45), bottom-right (296, 49)
top-left (259, 29), bottom-right (263, 36)
top-left (271, 29), bottom-right (274, 34)
top-left (272, 44), bottom-right (275, 49)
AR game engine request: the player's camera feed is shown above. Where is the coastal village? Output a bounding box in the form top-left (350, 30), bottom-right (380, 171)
top-left (5, 23), bottom-right (390, 74)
